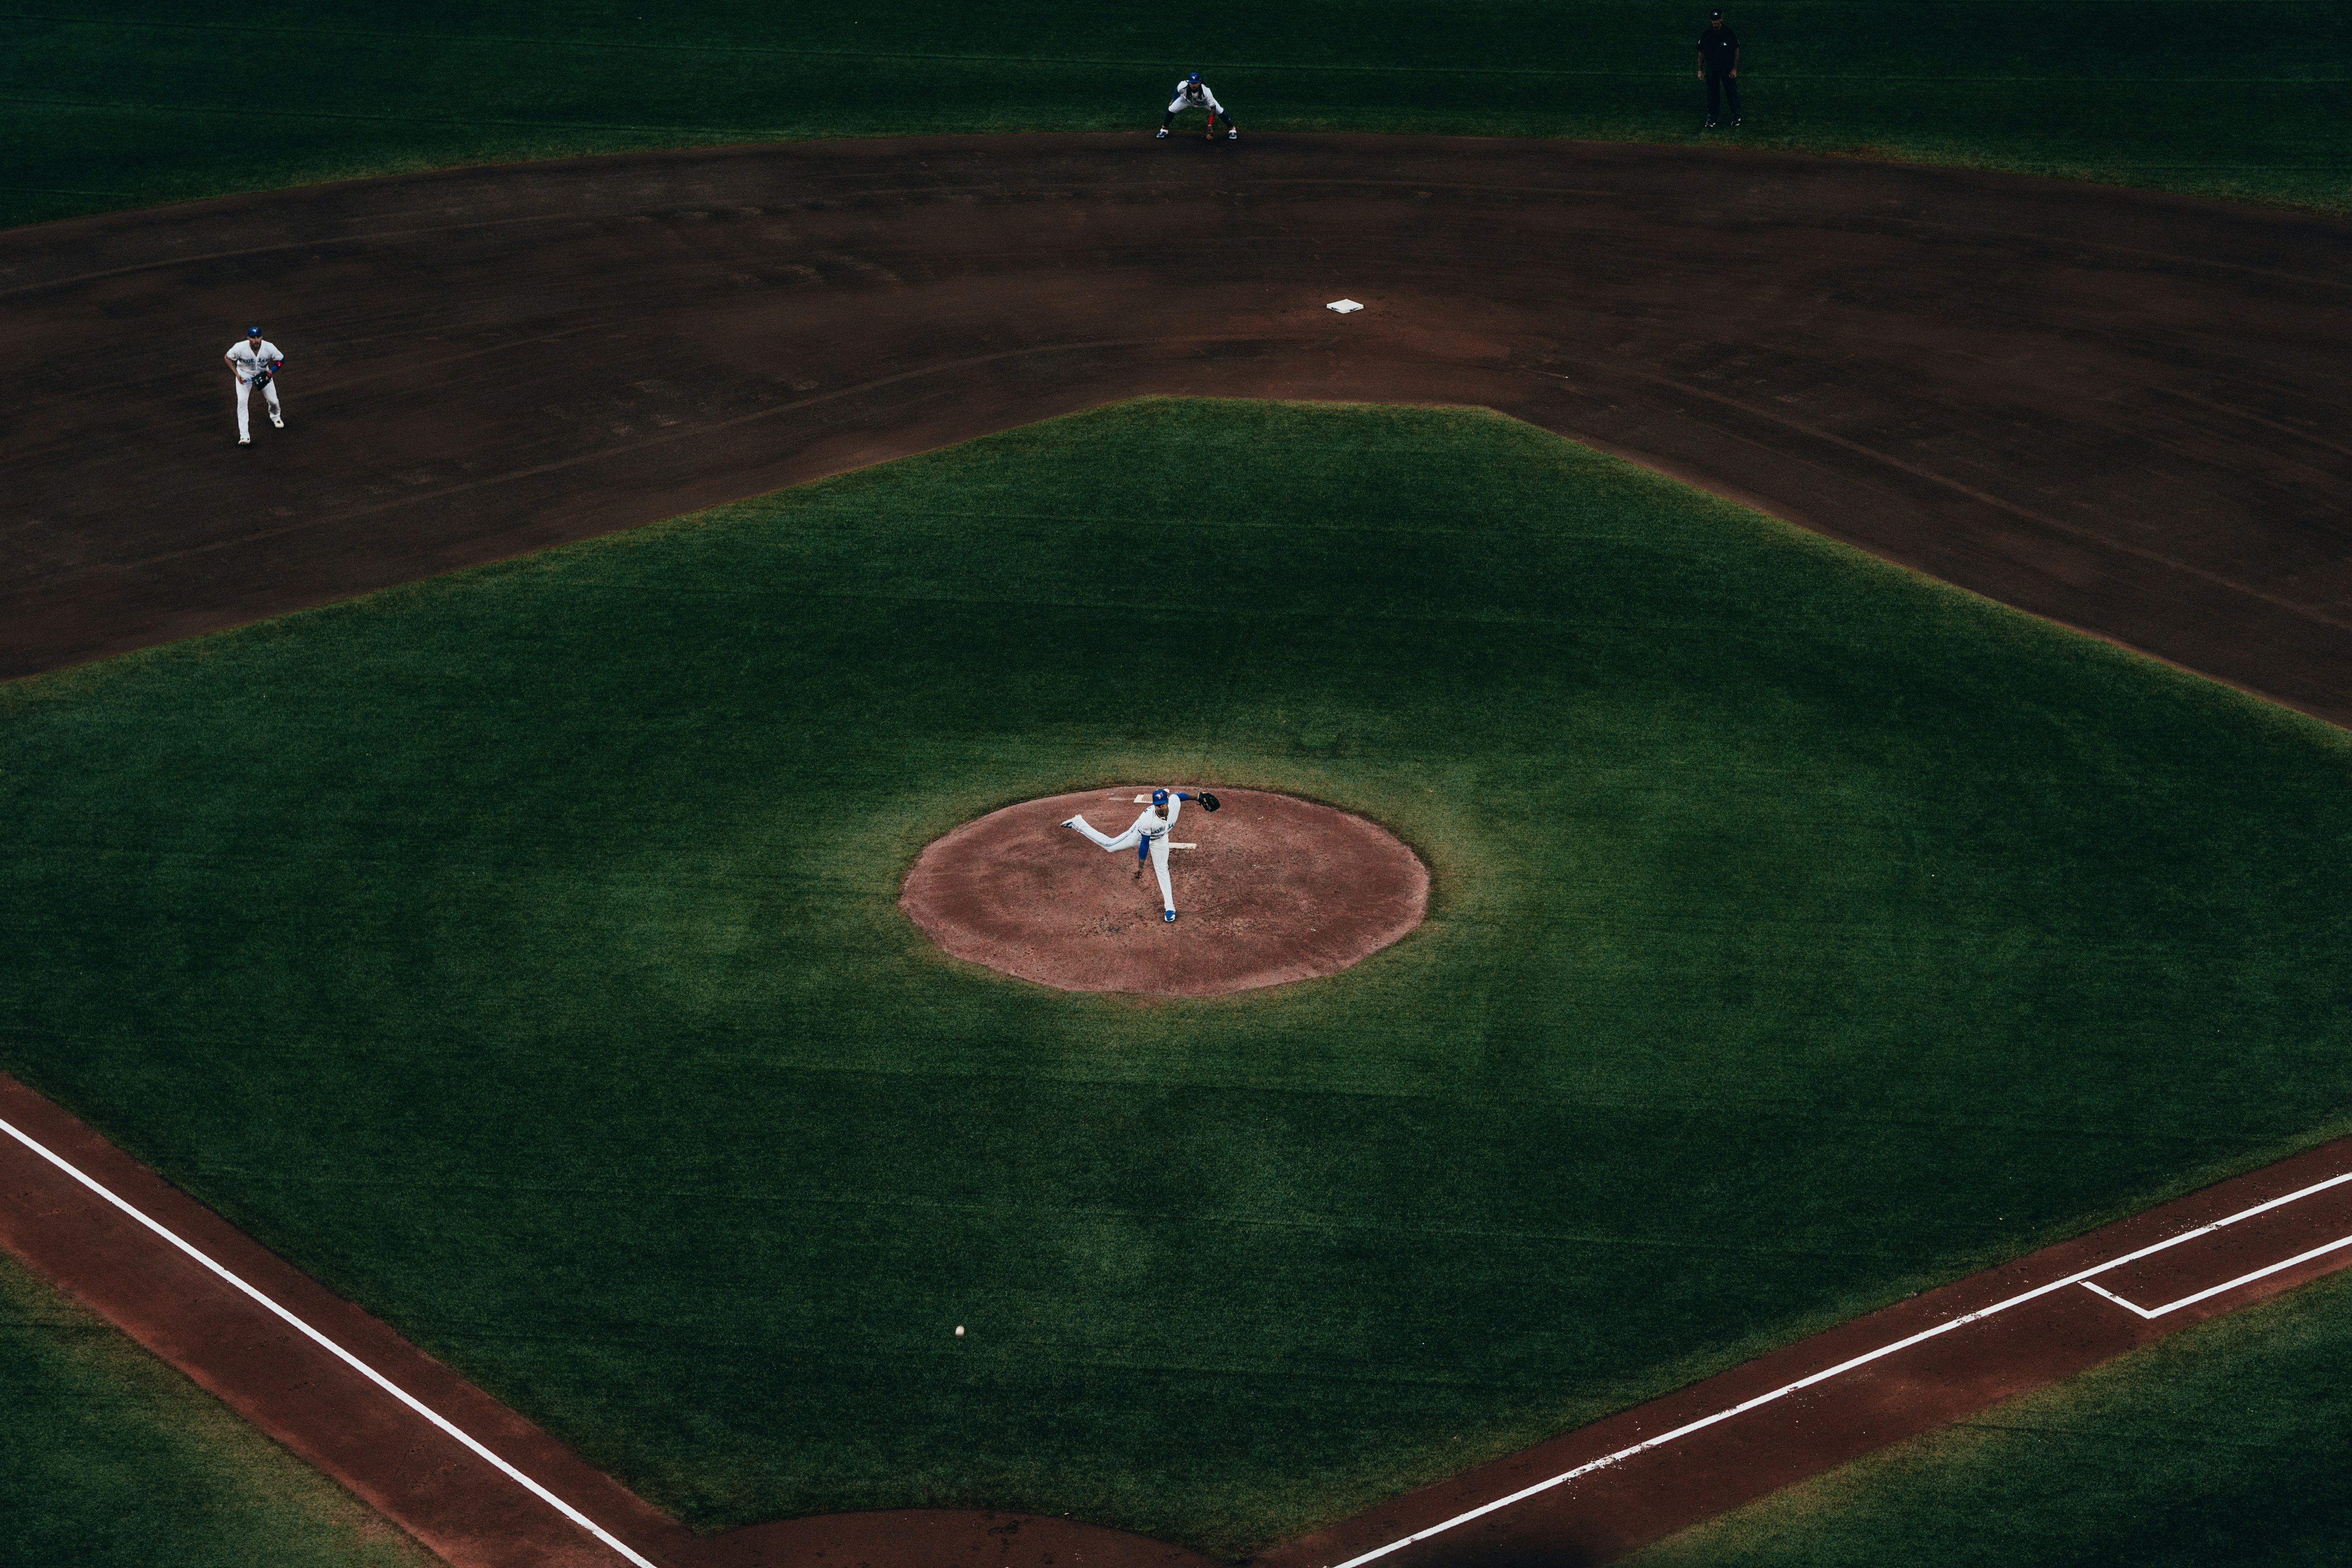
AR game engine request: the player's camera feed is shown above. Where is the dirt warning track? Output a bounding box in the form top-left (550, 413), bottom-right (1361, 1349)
top-left (4, 134), bottom-right (2350, 719)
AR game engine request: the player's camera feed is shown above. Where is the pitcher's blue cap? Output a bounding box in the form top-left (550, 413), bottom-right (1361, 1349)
top-left (1152, 788), bottom-right (1170, 805)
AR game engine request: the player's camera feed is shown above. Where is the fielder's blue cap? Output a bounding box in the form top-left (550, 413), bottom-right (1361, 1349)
top-left (1188, 71), bottom-right (1201, 82)
top-left (248, 326), bottom-right (262, 336)
top-left (1152, 788), bottom-right (1170, 805)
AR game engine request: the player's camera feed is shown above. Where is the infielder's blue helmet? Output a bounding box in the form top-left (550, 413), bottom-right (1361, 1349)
top-left (1152, 788), bottom-right (1170, 805)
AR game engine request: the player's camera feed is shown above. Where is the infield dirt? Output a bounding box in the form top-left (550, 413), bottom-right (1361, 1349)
top-left (4, 134), bottom-right (2348, 723)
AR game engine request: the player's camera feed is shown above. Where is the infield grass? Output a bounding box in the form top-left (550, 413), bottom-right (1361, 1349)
top-left (0, 1251), bottom-right (435, 1568)
top-left (4, 2), bottom-right (2345, 229)
top-left (4, 400), bottom-right (2350, 1553)
top-left (1627, 1267), bottom-right (2352, 1568)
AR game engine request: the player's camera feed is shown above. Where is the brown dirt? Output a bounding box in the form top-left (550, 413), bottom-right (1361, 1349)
top-left (3, 136), bottom-right (2348, 725)
top-left (898, 788), bottom-right (1428, 994)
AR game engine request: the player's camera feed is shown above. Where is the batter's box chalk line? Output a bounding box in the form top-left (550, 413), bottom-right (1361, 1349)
top-left (2080, 1230), bottom-right (2352, 1320)
top-left (1327, 298), bottom-right (1364, 313)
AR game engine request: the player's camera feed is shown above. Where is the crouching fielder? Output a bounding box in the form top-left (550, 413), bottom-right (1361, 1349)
top-left (1158, 72), bottom-right (1236, 140)
top-left (1066, 788), bottom-right (1203, 922)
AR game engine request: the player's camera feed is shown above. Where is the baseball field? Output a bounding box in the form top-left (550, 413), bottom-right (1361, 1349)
top-left (4, 5), bottom-right (2350, 1567)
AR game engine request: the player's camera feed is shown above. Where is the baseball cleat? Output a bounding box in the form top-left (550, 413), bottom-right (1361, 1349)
top-left (1704, 119), bottom-right (1717, 130)
top-left (238, 435), bottom-right (250, 445)
top-left (270, 412), bottom-right (284, 428)
top-left (1163, 910), bottom-right (1178, 922)
top-left (1155, 128), bottom-right (1169, 139)
top-left (1733, 117), bottom-right (1743, 127)
top-left (1227, 128), bottom-right (1238, 139)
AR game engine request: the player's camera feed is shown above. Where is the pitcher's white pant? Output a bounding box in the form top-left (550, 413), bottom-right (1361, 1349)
top-left (1068, 815), bottom-right (1176, 913)
top-left (236, 377), bottom-right (281, 440)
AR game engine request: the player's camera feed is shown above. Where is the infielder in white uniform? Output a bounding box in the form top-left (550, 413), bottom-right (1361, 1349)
top-left (224, 326), bottom-right (285, 445)
top-left (1158, 72), bottom-right (1237, 141)
top-left (1065, 787), bottom-right (1207, 922)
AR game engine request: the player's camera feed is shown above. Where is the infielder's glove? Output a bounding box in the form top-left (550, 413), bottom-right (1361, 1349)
top-left (1198, 791), bottom-right (1221, 812)
top-left (252, 369), bottom-right (272, 389)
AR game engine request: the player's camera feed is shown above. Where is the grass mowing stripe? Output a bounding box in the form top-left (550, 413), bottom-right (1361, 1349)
top-left (5, 399), bottom-right (2349, 1554)
top-left (16, 20), bottom-right (2346, 80)
top-left (0, 94), bottom-right (783, 136)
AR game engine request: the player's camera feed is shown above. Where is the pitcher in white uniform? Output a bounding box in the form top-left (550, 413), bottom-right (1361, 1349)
top-left (1065, 787), bottom-right (1204, 922)
top-left (224, 326), bottom-right (285, 446)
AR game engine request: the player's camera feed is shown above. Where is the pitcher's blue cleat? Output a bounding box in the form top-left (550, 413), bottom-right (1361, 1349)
top-left (1163, 910), bottom-right (1178, 922)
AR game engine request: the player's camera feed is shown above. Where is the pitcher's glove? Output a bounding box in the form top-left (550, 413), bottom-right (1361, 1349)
top-left (252, 368), bottom-right (272, 389)
top-left (1198, 791), bottom-right (1221, 812)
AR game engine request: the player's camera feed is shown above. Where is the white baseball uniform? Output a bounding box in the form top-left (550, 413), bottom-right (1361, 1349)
top-left (225, 339), bottom-right (284, 441)
top-left (1067, 793), bottom-right (1189, 914)
top-left (1167, 80), bottom-right (1226, 117)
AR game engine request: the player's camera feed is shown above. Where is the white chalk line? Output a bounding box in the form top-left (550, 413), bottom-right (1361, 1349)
top-left (1325, 1166), bottom-right (2352, 1568)
top-left (0, 1114), bottom-right (661, 1568)
top-left (2080, 1231), bottom-right (2352, 1320)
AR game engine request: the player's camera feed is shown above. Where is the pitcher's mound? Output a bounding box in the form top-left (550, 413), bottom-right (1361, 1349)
top-left (900, 787), bottom-right (1428, 996)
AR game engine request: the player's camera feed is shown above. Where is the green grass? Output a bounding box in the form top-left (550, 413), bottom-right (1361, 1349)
top-left (0, 1251), bottom-right (435, 1568)
top-left (4, 399), bottom-right (2349, 1554)
top-left (4, 2), bottom-right (2345, 229)
top-left (1626, 1267), bottom-right (2352, 1568)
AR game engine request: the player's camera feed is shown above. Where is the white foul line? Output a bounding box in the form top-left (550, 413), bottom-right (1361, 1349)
top-left (0, 1115), bottom-right (661, 1568)
top-left (1325, 1167), bottom-right (2352, 1568)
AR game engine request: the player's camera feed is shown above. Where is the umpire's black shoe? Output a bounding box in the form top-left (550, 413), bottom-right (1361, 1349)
top-left (1734, 116), bottom-right (1743, 127)
top-left (1703, 119), bottom-right (1717, 130)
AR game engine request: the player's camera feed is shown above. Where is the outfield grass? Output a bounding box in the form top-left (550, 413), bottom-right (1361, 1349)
top-left (3, 400), bottom-right (2349, 1554)
top-left (4, 2), bottom-right (2345, 230)
top-left (1627, 1267), bottom-right (2352, 1568)
top-left (0, 1251), bottom-right (434, 1568)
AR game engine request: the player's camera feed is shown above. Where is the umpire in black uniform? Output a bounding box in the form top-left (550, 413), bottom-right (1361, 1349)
top-left (1696, 10), bottom-right (1741, 129)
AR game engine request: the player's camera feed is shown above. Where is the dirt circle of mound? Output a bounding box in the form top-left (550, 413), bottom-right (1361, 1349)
top-left (899, 787), bottom-right (1428, 995)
